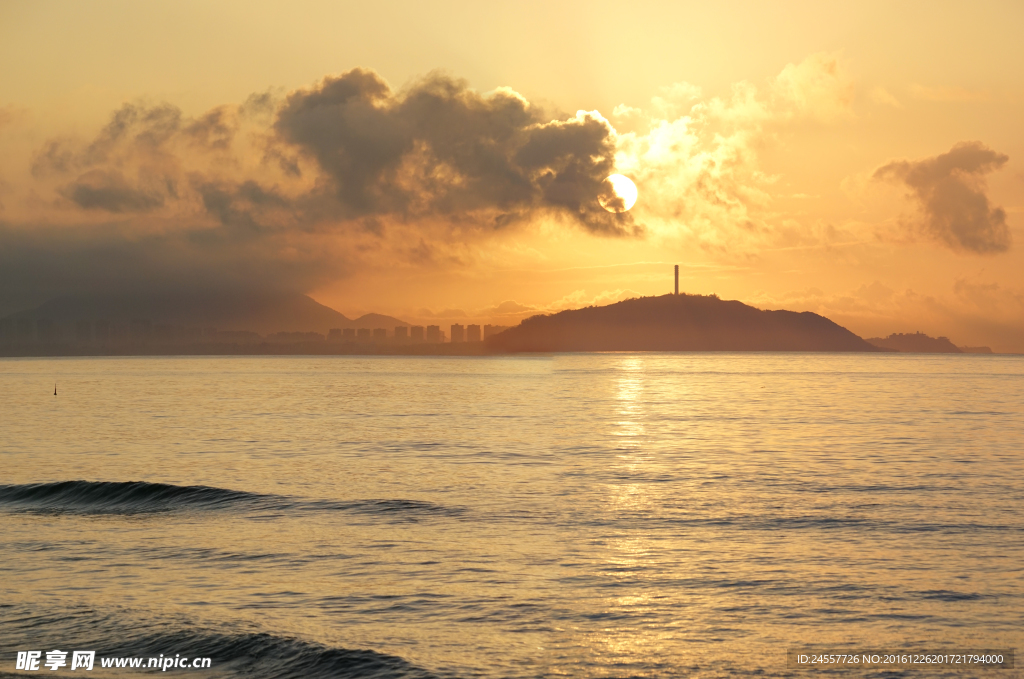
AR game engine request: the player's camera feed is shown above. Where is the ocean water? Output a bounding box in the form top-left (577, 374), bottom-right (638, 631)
top-left (1, 354), bottom-right (1022, 678)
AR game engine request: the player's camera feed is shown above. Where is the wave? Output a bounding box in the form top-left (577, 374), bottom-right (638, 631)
top-left (0, 605), bottom-right (444, 679)
top-left (0, 480), bottom-right (269, 514)
top-left (0, 481), bottom-right (462, 520)
top-left (119, 629), bottom-right (445, 679)
top-left (915, 589), bottom-right (988, 602)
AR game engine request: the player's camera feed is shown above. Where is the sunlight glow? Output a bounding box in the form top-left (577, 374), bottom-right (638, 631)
top-left (599, 174), bottom-right (638, 213)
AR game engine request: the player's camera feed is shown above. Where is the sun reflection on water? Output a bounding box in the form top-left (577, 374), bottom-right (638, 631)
top-left (589, 356), bottom-right (675, 670)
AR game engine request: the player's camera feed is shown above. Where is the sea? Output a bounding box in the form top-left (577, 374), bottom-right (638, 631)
top-left (1, 354), bottom-right (1022, 678)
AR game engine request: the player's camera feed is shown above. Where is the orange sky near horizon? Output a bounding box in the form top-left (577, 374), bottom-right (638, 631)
top-left (1, 0), bottom-right (1022, 350)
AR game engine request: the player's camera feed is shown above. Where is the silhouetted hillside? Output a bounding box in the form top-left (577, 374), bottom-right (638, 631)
top-left (1, 291), bottom-right (408, 335)
top-left (486, 294), bottom-right (882, 352)
top-left (351, 313), bottom-right (411, 330)
top-left (866, 332), bottom-right (963, 353)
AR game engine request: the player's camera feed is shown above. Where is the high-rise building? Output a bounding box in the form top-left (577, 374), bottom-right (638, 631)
top-left (411, 326), bottom-right (425, 341)
top-left (466, 324), bottom-right (481, 342)
top-left (394, 326), bottom-right (408, 340)
top-left (674, 264), bottom-right (679, 295)
top-left (426, 325), bottom-right (440, 343)
top-left (373, 328), bottom-right (387, 341)
top-left (450, 324), bottom-right (465, 343)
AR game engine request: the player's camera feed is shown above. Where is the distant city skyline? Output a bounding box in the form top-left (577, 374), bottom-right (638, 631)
top-left (0, 314), bottom-right (510, 347)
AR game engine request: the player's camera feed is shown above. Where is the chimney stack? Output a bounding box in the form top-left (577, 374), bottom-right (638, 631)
top-left (674, 265), bottom-right (679, 295)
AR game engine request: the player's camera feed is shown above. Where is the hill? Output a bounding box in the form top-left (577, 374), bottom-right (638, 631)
top-left (485, 294), bottom-right (882, 353)
top-left (1, 290), bottom-right (408, 336)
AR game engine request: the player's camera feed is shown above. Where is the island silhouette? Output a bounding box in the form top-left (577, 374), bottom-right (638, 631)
top-left (485, 293), bottom-right (882, 352)
top-left (866, 332), bottom-right (992, 354)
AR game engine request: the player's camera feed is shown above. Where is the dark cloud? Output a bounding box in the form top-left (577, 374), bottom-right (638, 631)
top-left (197, 180), bottom-right (283, 224)
top-left (30, 69), bottom-right (639, 235)
top-left (275, 69), bottom-right (637, 234)
top-left (0, 219), bottom-right (336, 312)
top-left (34, 101), bottom-right (250, 216)
top-left (61, 169), bottom-right (165, 213)
top-left (874, 141), bottom-right (1010, 254)
top-left (184, 106), bottom-right (237, 150)
top-left (32, 103), bottom-right (192, 215)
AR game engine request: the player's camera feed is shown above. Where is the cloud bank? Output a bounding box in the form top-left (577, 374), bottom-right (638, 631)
top-left (1, 69), bottom-right (644, 309)
top-left (0, 57), bottom-right (1014, 318)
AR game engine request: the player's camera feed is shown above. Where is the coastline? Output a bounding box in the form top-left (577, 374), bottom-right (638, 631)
top-left (2, 344), bottom-right (1017, 357)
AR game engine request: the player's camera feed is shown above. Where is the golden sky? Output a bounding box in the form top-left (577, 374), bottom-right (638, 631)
top-left (1, 0), bottom-right (1022, 350)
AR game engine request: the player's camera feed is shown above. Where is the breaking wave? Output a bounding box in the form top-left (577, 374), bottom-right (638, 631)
top-left (0, 481), bottom-right (462, 520)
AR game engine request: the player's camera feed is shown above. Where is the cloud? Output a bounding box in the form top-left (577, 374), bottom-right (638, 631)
top-left (29, 101), bottom-right (242, 222)
top-left (610, 52), bottom-right (855, 254)
top-left (771, 52), bottom-right (854, 122)
top-left (547, 288), bottom-right (641, 310)
top-left (873, 141), bottom-right (1011, 254)
top-left (60, 169), bottom-right (165, 212)
top-left (274, 69), bottom-right (637, 235)
top-left (489, 300), bottom-right (536, 315)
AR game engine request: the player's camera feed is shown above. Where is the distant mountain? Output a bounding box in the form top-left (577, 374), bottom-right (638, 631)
top-left (486, 294), bottom-right (882, 352)
top-left (1, 290), bottom-right (409, 335)
top-left (350, 313), bottom-right (412, 330)
top-left (866, 332), bottom-right (963, 353)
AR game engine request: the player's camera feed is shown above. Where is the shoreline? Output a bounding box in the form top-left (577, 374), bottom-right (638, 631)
top-left (0, 344), bottom-right (1016, 357)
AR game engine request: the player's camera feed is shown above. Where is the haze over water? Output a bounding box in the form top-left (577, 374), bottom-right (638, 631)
top-left (1, 354), bottom-right (1022, 678)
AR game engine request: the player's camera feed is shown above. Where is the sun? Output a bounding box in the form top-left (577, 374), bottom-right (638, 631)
top-left (598, 174), bottom-right (638, 213)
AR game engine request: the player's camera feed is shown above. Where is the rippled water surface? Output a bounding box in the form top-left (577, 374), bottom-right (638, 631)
top-left (1, 354), bottom-right (1022, 677)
